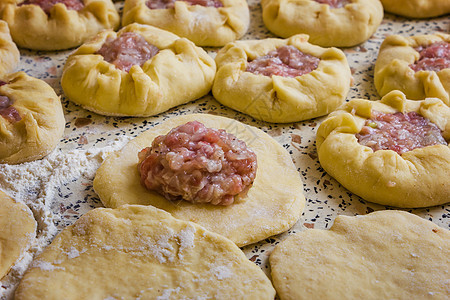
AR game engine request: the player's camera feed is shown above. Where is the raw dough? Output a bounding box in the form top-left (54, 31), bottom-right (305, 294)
top-left (380, 0), bottom-right (450, 18)
top-left (122, 0), bottom-right (249, 47)
top-left (94, 113), bottom-right (305, 246)
top-left (0, 190), bottom-right (36, 280)
top-left (0, 0), bottom-right (120, 50)
top-left (0, 72), bottom-right (65, 164)
top-left (316, 90), bottom-right (449, 208)
top-left (270, 210), bottom-right (450, 300)
top-left (0, 20), bottom-right (19, 77)
top-left (374, 33), bottom-right (450, 106)
top-left (61, 23), bottom-right (216, 117)
top-left (14, 205), bottom-right (276, 299)
top-left (261, 0), bottom-right (383, 47)
top-left (212, 34), bottom-right (351, 123)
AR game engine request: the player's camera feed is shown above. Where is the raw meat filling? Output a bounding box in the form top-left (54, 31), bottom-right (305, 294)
top-left (246, 45), bottom-right (320, 78)
top-left (356, 111), bottom-right (447, 155)
top-left (0, 95), bottom-right (21, 123)
top-left (410, 41), bottom-right (450, 72)
top-left (138, 121), bottom-right (257, 205)
top-left (146, 0), bottom-right (223, 9)
top-left (314, 0), bottom-right (349, 9)
top-left (96, 32), bottom-right (159, 73)
top-left (19, 0), bottom-right (84, 14)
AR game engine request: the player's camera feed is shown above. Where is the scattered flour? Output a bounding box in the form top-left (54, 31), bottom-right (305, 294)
top-left (211, 265), bottom-right (233, 280)
top-left (30, 260), bottom-right (65, 272)
top-left (177, 225), bottom-right (196, 260)
top-left (156, 287), bottom-right (181, 300)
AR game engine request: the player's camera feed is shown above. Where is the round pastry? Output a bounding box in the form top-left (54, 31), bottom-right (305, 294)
top-left (261, 0), bottom-right (384, 47)
top-left (0, 72), bottom-right (65, 164)
top-left (0, 20), bottom-right (19, 77)
top-left (316, 90), bottom-right (449, 208)
top-left (15, 205), bottom-right (276, 299)
top-left (380, 0), bottom-right (450, 18)
top-left (94, 113), bottom-right (305, 247)
top-left (212, 34), bottom-right (351, 123)
top-left (122, 0), bottom-right (249, 47)
top-left (61, 23), bottom-right (216, 117)
top-left (0, 0), bottom-right (120, 50)
top-left (270, 210), bottom-right (450, 300)
top-left (0, 190), bottom-right (36, 280)
top-left (374, 33), bottom-right (450, 106)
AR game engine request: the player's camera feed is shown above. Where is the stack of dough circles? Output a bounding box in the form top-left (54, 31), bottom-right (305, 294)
top-left (94, 114), bottom-right (305, 247)
top-left (270, 210), bottom-right (450, 300)
top-left (0, 191), bottom-right (36, 280)
top-left (0, 0), bottom-right (120, 50)
top-left (212, 34), bottom-right (351, 123)
top-left (316, 90), bottom-right (449, 208)
top-left (380, 0), bottom-right (450, 18)
top-left (0, 20), bottom-right (19, 77)
top-left (0, 72), bottom-right (65, 164)
top-left (261, 0), bottom-right (384, 47)
top-left (375, 33), bottom-right (450, 106)
top-left (122, 0), bottom-right (249, 47)
top-left (61, 23), bottom-right (216, 117)
top-left (14, 205), bottom-right (276, 299)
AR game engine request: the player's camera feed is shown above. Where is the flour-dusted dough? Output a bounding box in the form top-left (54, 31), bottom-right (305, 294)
top-left (15, 205), bottom-right (276, 299)
top-left (375, 33), bottom-right (450, 106)
top-left (94, 114), bottom-right (305, 246)
top-left (270, 210), bottom-right (450, 300)
top-left (0, 20), bottom-right (19, 77)
top-left (212, 34), bottom-right (351, 123)
top-left (316, 91), bottom-right (449, 208)
top-left (0, 0), bottom-right (119, 50)
top-left (0, 191), bottom-right (36, 280)
top-left (122, 0), bottom-right (249, 47)
top-left (0, 72), bottom-right (65, 164)
top-left (61, 23), bottom-right (216, 117)
top-left (261, 0), bottom-right (383, 47)
top-left (381, 0), bottom-right (450, 18)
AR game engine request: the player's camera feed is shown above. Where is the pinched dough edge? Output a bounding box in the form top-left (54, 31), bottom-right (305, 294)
top-left (0, 20), bottom-right (19, 77)
top-left (316, 90), bottom-right (450, 208)
top-left (381, 0), bottom-right (450, 18)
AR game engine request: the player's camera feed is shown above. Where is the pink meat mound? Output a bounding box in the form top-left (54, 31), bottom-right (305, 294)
top-left (356, 111), bottom-right (447, 155)
top-left (314, 0), bottom-right (349, 9)
top-left (96, 32), bottom-right (159, 73)
top-left (246, 45), bottom-right (320, 78)
top-left (410, 41), bottom-right (450, 72)
top-left (19, 0), bottom-right (84, 14)
top-left (138, 121), bottom-right (258, 206)
top-left (0, 94), bottom-right (21, 123)
top-left (146, 0), bottom-right (223, 9)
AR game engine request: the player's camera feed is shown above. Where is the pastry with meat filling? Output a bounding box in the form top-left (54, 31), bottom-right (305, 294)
top-left (122, 0), bottom-right (249, 47)
top-left (316, 90), bottom-right (449, 208)
top-left (0, 0), bottom-right (120, 50)
top-left (212, 34), bottom-right (351, 123)
top-left (94, 114), bottom-right (305, 246)
top-left (380, 0), bottom-right (450, 18)
top-left (0, 20), bottom-right (19, 77)
top-left (0, 72), bottom-right (65, 164)
top-left (61, 23), bottom-right (216, 117)
top-left (261, 0), bottom-right (383, 47)
top-left (375, 33), bottom-right (450, 106)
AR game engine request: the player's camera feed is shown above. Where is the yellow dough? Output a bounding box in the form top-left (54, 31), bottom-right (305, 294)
top-left (381, 0), bottom-right (450, 18)
top-left (270, 210), bottom-right (450, 300)
top-left (261, 0), bottom-right (383, 47)
top-left (0, 0), bottom-right (120, 50)
top-left (94, 114), bottom-right (305, 246)
top-left (61, 23), bottom-right (216, 117)
top-left (316, 91), bottom-right (450, 208)
top-left (122, 0), bottom-right (249, 47)
top-left (0, 20), bottom-right (19, 77)
top-left (0, 72), bottom-right (65, 164)
top-left (212, 34), bottom-right (351, 123)
top-left (375, 33), bottom-right (450, 106)
top-left (15, 205), bottom-right (276, 299)
top-left (0, 191), bottom-right (36, 280)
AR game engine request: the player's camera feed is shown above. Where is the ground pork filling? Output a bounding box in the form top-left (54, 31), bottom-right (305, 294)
top-left (96, 32), bottom-right (160, 73)
top-left (314, 0), bottom-right (349, 9)
top-left (146, 0), bottom-right (223, 9)
top-left (409, 41), bottom-right (450, 72)
top-left (356, 111), bottom-right (447, 155)
top-left (0, 94), bottom-right (21, 123)
top-left (138, 121), bottom-right (257, 206)
top-left (19, 0), bottom-right (84, 14)
top-left (246, 45), bottom-right (320, 78)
